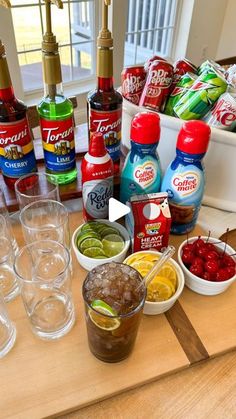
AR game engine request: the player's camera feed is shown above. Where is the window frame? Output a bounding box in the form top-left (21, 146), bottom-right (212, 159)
top-left (0, 0), bottom-right (192, 119)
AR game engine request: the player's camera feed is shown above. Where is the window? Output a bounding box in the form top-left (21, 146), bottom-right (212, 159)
top-left (10, 0), bottom-right (98, 93)
top-left (125, 0), bottom-right (179, 66)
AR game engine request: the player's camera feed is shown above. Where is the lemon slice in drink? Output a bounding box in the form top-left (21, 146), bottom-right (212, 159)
top-left (147, 276), bottom-right (175, 302)
top-left (102, 234), bottom-right (124, 257)
top-left (80, 238), bottom-right (103, 253)
top-left (89, 299), bottom-right (120, 330)
top-left (83, 247), bottom-right (106, 258)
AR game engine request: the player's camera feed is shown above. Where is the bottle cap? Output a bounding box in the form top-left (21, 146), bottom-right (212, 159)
top-left (89, 132), bottom-right (107, 157)
top-left (130, 112), bottom-right (161, 144)
top-left (177, 120), bottom-right (211, 154)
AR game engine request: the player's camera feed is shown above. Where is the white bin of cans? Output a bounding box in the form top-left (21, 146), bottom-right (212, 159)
top-left (121, 96), bottom-right (236, 212)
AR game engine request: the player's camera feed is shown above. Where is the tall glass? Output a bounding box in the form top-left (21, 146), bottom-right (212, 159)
top-left (0, 236), bottom-right (19, 302)
top-left (14, 172), bottom-right (60, 210)
top-left (19, 199), bottom-right (70, 249)
top-left (82, 262), bottom-right (146, 362)
top-left (14, 240), bottom-right (75, 340)
top-left (0, 187), bottom-right (18, 254)
top-left (0, 291), bottom-right (16, 358)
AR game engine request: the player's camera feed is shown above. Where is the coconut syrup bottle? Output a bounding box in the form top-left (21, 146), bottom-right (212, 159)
top-left (87, 0), bottom-right (122, 176)
top-left (81, 132), bottom-right (113, 221)
top-left (0, 40), bottom-right (37, 190)
top-left (37, 0), bottom-right (77, 184)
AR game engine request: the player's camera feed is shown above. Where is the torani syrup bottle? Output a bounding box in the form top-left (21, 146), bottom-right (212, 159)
top-left (0, 40), bottom-right (37, 190)
top-left (81, 132), bottom-right (113, 220)
top-left (87, 0), bottom-right (122, 176)
top-left (37, 0), bottom-right (77, 185)
top-left (161, 120), bottom-right (211, 234)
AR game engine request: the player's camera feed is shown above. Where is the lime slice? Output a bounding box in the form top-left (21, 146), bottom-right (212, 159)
top-left (89, 300), bottom-right (120, 330)
top-left (100, 227), bottom-right (121, 238)
top-left (80, 238), bottom-right (103, 253)
top-left (81, 222), bottom-right (101, 232)
top-left (83, 247), bottom-right (106, 258)
top-left (76, 231), bottom-right (100, 248)
top-left (102, 234), bottom-right (125, 257)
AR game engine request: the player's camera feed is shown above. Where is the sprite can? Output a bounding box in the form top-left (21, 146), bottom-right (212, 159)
top-left (164, 72), bottom-right (197, 116)
top-left (173, 68), bottom-right (228, 120)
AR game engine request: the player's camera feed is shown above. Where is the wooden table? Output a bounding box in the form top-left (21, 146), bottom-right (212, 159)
top-left (1, 211), bottom-right (236, 419)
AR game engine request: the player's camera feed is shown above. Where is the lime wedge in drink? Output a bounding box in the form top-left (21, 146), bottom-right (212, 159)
top-left (83, 247), bottom-right (106, 258)
top-left (77, 231), bottom-right (100, 248)
top-left (100, 227), bottom-right (121, 238)
top-left (80, 237), bottom-right (103, 253)
top-left (89, 299), bottom-right (120, 330)
top-left (102, 234), bottom-right (125, 257)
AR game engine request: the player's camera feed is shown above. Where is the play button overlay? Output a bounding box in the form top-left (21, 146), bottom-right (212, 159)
top-left (108, 198), bottom-right (130, 222)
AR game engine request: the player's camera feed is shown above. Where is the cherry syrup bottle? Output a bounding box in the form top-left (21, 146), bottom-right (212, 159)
top-left (87, 0), bottom-right (122, 176)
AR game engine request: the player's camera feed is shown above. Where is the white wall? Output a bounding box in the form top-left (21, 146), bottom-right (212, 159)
top-left (185, 0), bottom-right (228, 66)
top-left (216, 0), bottom-right (236, 60)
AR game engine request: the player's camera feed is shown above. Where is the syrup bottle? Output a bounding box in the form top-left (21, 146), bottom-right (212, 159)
top-left (37, 0), bottom-right (77, 185)
top-left (87, 0), bottom-right (122, 176)
top-left (81, 132), bottom-right (113, 220)
top-left (161, 120), bottom-right (211, 234)
top-left (0, 40), bottom-right (37, 190)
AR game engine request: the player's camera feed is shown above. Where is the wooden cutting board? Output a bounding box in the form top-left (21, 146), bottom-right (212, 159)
top-left (1, 212), bottom-right (236, 419)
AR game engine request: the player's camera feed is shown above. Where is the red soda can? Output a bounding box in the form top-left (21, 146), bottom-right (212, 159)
top-left (139, 60), bottom-right (173, 112)
top-left (170, 58), bottom-right (198, 92)
top-left (144, 55), bottom-right (167, 72)
top-left (203, 93), bottom-right (236, 131)
top-left (121, 65), bottom-right (146, 105)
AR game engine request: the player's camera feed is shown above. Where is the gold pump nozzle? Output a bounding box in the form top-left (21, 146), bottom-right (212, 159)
top-left (97, 0), bottom-right (113, 48)
top-left (42, 0), bottom-right (63, 93)
top-left (0, 0), bottom-right (11, 9)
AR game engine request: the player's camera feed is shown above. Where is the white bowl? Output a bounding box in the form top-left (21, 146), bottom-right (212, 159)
top-left (72, 220), bottom-right (130, 271)
top-left (178, 236), bottom-right (236, 296)
top-left (124, 250), bottom-right (185, 315)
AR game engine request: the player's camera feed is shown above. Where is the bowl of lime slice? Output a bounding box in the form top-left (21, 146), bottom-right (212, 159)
top-left (72, 220), bottom-right (130, 270)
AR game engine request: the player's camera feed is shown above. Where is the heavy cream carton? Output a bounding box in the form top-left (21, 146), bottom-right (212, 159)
top-left (125, 192), bottom-right (172, 252)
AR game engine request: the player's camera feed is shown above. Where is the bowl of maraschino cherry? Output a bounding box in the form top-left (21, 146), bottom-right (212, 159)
top-left (178, 234), bottom-right (236, 295)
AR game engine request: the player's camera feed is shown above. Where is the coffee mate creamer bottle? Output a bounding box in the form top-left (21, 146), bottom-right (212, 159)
top-left (120, 112), bottom-right (162, 203)
top-left (161, 120), bottom-right (211, 234)
top-left (81, 132), bottom-right (113, 221)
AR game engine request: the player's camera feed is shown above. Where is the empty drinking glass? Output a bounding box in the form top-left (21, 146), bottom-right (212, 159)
top-left (14, 240), bottom-right (75, 340)
top-left (0, 237), bottom-right (19, 302)
top-left (0, 291), bottom-right (16, 358)
top-left (15, 172), bottom-right (60, 210)
top-left (19, 199), bottom-right (70, 249)
top-left (0, 188), bottom-right (18, 254)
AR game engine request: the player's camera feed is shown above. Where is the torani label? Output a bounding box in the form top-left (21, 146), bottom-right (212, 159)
top-left (40, 116), bottom-right (76, 172)
top-left (0, 118), bottom-right (36, 178)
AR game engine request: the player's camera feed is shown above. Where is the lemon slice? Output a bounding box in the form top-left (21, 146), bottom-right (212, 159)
top-left (147, 276), bottom-right (175, 302)
top-left (158, 265), bottom-right (177, 289)
top-left (89, 300), bottom-right (120, 331)
top-left (102, 234), bottom-right (124, 257)
top-left (83, 247), bottom-right (106, 258)
top-left (125, 253), bottom-right (148, 265)
top-left (131, 260), bottom-right (154, 277)
top-left (80, 238), bottom-right (103, 253)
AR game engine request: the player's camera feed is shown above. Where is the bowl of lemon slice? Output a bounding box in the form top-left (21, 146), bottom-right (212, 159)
top-left (124, 250), bottom-right (185, 315)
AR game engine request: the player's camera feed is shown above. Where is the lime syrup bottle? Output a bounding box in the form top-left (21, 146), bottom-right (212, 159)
top-left (37, 0), bottom-right (77, 184)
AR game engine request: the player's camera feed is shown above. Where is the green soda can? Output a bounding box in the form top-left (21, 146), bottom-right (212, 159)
top-left (198, 59), bottom-right (224, 76)
top-left (164, 72), bottom-right (197, 116)
top-left (173, 69), bottom-right (228, 120)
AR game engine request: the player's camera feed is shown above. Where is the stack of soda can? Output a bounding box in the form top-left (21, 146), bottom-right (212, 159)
top-left (121, 56), bottom-right (236, 132)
